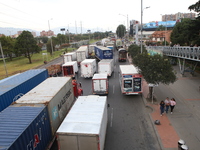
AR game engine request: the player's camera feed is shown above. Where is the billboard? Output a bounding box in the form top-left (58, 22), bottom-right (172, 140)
top-left (143, 21), bottom-right (176, 29)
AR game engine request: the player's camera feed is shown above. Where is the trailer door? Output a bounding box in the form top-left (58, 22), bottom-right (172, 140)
top-left (123, 78), bottom-right (133, 93)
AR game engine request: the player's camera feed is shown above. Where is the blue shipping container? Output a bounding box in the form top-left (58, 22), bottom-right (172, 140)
top-left (0, 69), bottom-right (48, 112)
top-left (0, 104), bottom-right (52, 150)
top-left (94, 46), bottom-right (113, 60)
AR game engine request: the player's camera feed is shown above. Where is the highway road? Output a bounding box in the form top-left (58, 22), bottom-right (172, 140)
top-left (41, 50), bottom-right (161, 150)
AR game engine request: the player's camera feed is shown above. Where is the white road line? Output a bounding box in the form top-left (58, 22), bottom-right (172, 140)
top-left (110, 108), bottom-right (113, 127)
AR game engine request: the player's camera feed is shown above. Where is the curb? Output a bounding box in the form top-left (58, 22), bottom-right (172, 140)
top-left (141, 94), bottom-right (164, 150)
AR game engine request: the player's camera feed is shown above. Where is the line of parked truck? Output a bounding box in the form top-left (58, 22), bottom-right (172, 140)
top-left (0, 76), bottom-right (108, 150)
top-left (0, 38), bottom-right (137, 150)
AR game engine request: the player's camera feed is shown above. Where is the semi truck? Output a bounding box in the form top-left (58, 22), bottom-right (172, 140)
top-left (62, 61), bottom-right (78, 78)
top-left (94, 46), bottom-right (113, 60)
top-left (76, 45), bottom-right (89, 65)
top-left (119, 65), bottom-right (143, 95)
top-left (80, 59), bottom-right (96, 78)
top-left (46, 63), bottom-right (62, 77)
top-left (56, 95), bottom-right (108, 150)
top-left (63, 52), bottom-right (76, 63)
top-left (92, 73), bottom-right (109, 95)
top-left (98, 59), bottom-right (114, 76)
top-left (0, 69), bottom-right (48, 112)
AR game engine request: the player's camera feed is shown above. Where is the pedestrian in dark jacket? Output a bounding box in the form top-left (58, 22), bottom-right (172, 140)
top-left (160, 100), bottom-right (165, 116)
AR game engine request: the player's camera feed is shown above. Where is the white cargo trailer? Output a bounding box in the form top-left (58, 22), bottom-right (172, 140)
top-left (56, 95), bottom-right (108, 150)
top-left (92, 74), bottom-right (108, 95)
top-left (80, 59), bottom-right (96, 78)
top-left (62, 61), bottom-right (78, 78)
top-left (14, 77), bottom-right (74, 136)
top-left (98, 59), bottom-right (114, 76)
top-left (76, 45), bottom-right (88, 65)
top-left (63, 52), bottom-right (76, 63)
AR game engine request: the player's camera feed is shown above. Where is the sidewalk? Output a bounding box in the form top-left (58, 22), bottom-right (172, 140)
top-left (142, 66), bottom-right (200, 150)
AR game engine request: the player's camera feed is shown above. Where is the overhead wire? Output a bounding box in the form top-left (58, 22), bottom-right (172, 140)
top-left (0, 1), bottom-right (47, 30)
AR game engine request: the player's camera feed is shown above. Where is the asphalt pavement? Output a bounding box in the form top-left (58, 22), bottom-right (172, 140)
top-left (141, 64), bottom-right (200, 150)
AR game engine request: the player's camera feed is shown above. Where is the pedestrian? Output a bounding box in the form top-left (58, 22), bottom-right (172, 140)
top-left (160, 100), bottom-right (165, 116)
top-left (170, 98), bottom-right (176, 114)
top-left (164, 97), bottom-right (170, 114)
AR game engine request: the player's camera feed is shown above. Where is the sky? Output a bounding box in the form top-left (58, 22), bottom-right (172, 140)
top-left (0, 0), bottom-right (198, 34)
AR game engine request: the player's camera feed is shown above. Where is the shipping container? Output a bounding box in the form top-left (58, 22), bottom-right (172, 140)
top-left (14, 77), bottom-right (74, 136)
top-left (63, 52), bottom-right (76, 63)
top-left (98, 59), bottom-right (114, 76)
top-left (0, 69), bottom-right (48, 112)
top-left (76, 45), bottom-right (88, 65)
top-left (56, 95), bottom-right (108, 150)
top-left (62, 61), bottom-right (78, 78)
top-left (94, 46), bottom-right (113, 60)
top-left (92, 74), bottom-right (108, 95)
top-left (119, 65), bottom-right (143, 95)
top-left (0, 104), bottom-right (52, 150)
top-left (80, 59), bottom-right (96, 78)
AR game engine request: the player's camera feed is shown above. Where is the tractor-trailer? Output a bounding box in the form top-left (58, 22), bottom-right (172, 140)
top-left (76, 45), bottom-right (89, 65)
top-left (98, 59), bottom-right (114, 76)
top-left (80, 59), bottom-right (96, 78)
top-left (56, 95), bottom-right (108, 150)
top-left (63, 52), bottom-right (76, 63)
top-left (94, 46), bottom-right (113, 60)
top-left (92, 74), bottom-right (108, 95)
top-left (0, 104), bottom-right (52, 150)
top-left (62, 61), bottom-right (78, 78)
top-left (0, 69), bottom-right (48, 112)
top-left (14, 77), bottom-right (75, 136)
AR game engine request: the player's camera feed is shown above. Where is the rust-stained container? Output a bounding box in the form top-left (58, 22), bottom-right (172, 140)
top-left (13, 77), bottom-right (74, 136)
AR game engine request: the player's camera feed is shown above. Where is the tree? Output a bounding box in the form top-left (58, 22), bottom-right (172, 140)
top-left (128, 44), bottom-right (147, 57)
top-left (15, 31), bottom-right (40, 64)
top-left (131, 46), bottom-right (177, 98)
top-left (57, 33), bottom-right (67, 45)
top-left (0, 35), bottom-right (15, 60)
top-left (116, 24), bottom-right (126, 38)
top-left (189, 1), bottom-right (200, 19)
top-left (170, 18), bottom-right (194, 46)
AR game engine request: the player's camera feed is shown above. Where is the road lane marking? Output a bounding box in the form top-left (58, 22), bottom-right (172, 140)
top-left (113, 85), bottom-right (115, 94)
top-left (110, 108), bottom-right (113, 127)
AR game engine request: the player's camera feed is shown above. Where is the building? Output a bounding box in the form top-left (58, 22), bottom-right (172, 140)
top-left (40, 30), bottom-right (54, 37)
top-left (161, 12), bottom-right (196, 21)
top-left (149, 30), bottom-right (172, 44)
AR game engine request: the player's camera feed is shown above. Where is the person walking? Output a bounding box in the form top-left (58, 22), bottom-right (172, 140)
top-left (164, 97), bottom-right (170, 114)
top-left (170, 98), bottom-right (176, 114)
top-left (160, 100), bottom-right (165, 116)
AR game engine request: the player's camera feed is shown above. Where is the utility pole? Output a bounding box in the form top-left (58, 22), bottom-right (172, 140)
top-left (0, 41), bottom-right (8, 77)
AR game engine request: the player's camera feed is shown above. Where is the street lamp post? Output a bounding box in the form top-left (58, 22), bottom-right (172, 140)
top-left (68, 24), bottom-right (71, 44)
top-left (119, 14), bottom-right (129, 37)
top-left (161, 14), bottom-right (167, 46)
top-left (48, 19), bottom-right (54, 57)
top-left (141, 0), bottom-right (150, 53)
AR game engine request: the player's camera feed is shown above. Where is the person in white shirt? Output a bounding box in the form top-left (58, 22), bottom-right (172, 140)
top-left (170, 98), bottom-right (176, 114)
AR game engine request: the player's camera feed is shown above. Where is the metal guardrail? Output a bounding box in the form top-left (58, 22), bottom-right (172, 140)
top-left (147, 46), bottom-right (200, 62)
